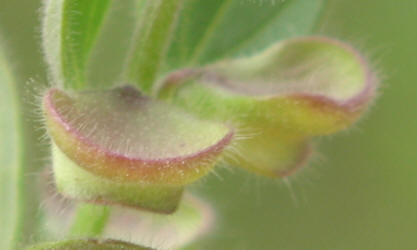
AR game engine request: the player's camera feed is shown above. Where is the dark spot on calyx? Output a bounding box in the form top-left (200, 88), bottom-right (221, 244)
top-left (115, 85), bottom-right (146, 105)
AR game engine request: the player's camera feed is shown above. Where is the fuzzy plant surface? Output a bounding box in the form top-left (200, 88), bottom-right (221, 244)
top-left (0, 0), bottom-right (378, 249)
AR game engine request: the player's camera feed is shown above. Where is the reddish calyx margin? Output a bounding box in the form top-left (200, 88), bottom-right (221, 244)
top-left (43, 88), bottom-right (233, 186)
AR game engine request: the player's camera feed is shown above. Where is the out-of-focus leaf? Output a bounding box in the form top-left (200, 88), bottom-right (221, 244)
top-left (159, 37), bottom-right (377, 177)
top-left (104, 194), bottom-right (214, 250)
top-left (42, 0), bottom-right (111, 89)
top-left (25, 239), bottom-right (152, 250)
top-left (165, 0), bottom-right (324, 70)
top-left (42, 86), bottom-right (233, 212)
top-left (0, 41), bottom-right (21, 250)
top-left (40, 187), bottom-right (214, 250)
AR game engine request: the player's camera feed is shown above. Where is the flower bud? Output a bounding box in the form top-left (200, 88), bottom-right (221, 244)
top-left (158, 36), bottom-right (377, 177)
top-left (43, 86), bottom-right (233, 213)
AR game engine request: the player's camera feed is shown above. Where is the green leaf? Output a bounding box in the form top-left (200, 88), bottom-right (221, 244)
top-left (159, 37), bottom-right (377, 177)
top-left (165, 0), bottom-right (324, 70)
top-left (0, 40), bottom-right (21, 250)
top-left (87, 0), bottom-right (142, 89)
top-left (25, 239), bottom-right (153, 250)
top-left (42, 0), bottom-right (112, 90)
top-left (43, 86), bottom-right (233, 212)
top-left (125, 0), bottom-right (184, 94)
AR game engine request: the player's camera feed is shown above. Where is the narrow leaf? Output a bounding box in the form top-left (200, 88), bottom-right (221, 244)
top-left (42, 0), bottom-right (112, 89)
top-left (126, 0), bottom-right (184, 94)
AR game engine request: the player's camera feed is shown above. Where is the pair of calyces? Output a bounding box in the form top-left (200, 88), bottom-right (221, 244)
top-left (43, 37), bottom-right (377, 213)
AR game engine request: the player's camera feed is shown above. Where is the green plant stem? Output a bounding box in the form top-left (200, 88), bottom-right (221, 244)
top-left (0, 33), bottom-right (46, 249)
top-left (68, 203), bottom-right (111, 238)
top-left (0, 39), bottom-right (22, 250)
top-left (125, 0), bottom-right (184, 94)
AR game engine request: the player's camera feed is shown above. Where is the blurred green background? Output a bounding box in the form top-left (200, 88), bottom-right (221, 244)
top-left (0, 0), bottom-right (416, 249)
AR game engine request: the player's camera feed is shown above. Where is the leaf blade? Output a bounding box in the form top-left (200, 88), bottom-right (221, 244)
top-left (165, 0), bottom-right (324, 70)
top-left (42, 0), bottom-right (112, 89)
top-left (125, 0), bottom-right (184, 94)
